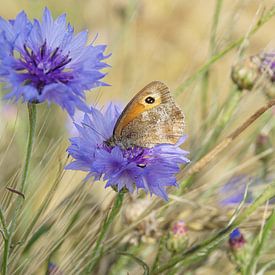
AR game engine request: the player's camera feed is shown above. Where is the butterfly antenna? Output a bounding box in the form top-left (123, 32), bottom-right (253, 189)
top-left (81, 122), bottom-right (108, 140)
top-left (93, 87), bottom-right (103, 108)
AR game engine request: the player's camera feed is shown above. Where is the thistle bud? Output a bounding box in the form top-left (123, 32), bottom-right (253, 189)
top-left (228, 228), bottom-right (248, 270)
top-left (231, 56), bottom-right (261, 90)
top-left (229, 228), bottom-right (246, 250)
top-left (166, 220), bottom-right (188, 253)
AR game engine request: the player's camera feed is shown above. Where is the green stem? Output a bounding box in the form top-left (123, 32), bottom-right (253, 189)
top-left (0, 208), bottom-right (8, 240)
top-left (177, 89), bottom-right (240, 195)
top-left (86, 192), bottom-right (124, 273)
top-left (196, 89), bottom-right (240, 161)
top-left (175, 6), bottom-right (275, 96)
top-left (117, 252), bottom-right (149, 275)
top-left (209, 0), bottom-right (223, 56)
top-left (151, 235), bottom-right (167, 273)
top-left (21, 160), bottom-right (65, 245)
top-left (1, 103), bottom-right (36, 275)
top-left (109, 244), bottom-right (140, 274)
top-left (201, 0), bottom-right (223, 126)
top-left (152, 182), bottom-right (275, 274)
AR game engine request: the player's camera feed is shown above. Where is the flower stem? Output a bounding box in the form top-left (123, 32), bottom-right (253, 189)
top-left (151, 235), bottom-right (167, 273)
top-left (186, 100), bottom-right (275, 176)
top-left (197, 88), bottom-right (240, 161)
top-left (1, 103), bottom-right (36, 275)
top-left (86, 192), bottom-right (124, 273)
top-left (201, 0), bottom-right (223, 128)
top-left (0, 208), bottom-right (8, 240)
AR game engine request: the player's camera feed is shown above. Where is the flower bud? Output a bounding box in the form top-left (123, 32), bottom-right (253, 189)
top-left (229, 228), bottom-right (246, 250)
top-left (228, 228), bottom-right (248, 269)
top-left (166, 220), bottom-right (188, 253)
top-left (231, 56), bottom-right (261, 90)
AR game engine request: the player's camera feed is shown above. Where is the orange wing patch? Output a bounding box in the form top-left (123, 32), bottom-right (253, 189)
top-left (115, 102), bottom-right (145, 136)
top-left (114, 97), bottom-right (162, 136)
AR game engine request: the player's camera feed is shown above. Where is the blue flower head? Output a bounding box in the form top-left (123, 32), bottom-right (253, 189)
top-left (230, 228), bottom-right (241, 240)
top-left (66, 104), bottom-right (190, 200)
top-left (260, 51), bottom-right (275, 82)
top-left (0, 8), bottom-right (110, 116)
top-left (219, 175), bottom-right (253, 205)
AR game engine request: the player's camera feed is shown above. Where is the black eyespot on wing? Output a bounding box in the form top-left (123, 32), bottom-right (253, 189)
top-left (145, 96), bottom-right (155, 104)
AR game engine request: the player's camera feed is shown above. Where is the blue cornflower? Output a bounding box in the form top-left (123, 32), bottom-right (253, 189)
top-left (219, 175), bottom-right (253, 205)
top-left (66, 104), bottom-right (190, 200)
top-left (220, 174), bottom-right (275, 205)
top-left (0, 8), bottom-right (109, 116)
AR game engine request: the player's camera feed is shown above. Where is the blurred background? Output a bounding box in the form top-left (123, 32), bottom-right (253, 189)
top-left (0, 0), bottom-right (275, 274)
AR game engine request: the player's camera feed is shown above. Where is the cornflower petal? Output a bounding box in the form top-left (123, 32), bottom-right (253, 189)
top-left (0, 8), bottom-right (110, 115)
top-left (66, 104), bottom-right (190, 200)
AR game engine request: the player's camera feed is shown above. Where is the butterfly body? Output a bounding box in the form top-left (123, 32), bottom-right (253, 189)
top-left (107, 81), bottom-right (185, 149)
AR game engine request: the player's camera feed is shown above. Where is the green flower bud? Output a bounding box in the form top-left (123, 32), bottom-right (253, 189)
top-left (166, 221), bottom-right (188, 253)
top-left (231, 56), bottom-right (261, 91)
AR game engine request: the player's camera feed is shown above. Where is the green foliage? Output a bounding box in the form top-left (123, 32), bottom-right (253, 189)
top-left (245, 210), bottom-right (275, 275)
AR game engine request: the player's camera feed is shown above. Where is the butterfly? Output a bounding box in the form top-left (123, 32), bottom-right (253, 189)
top-left (107, 81), bottom-right (185, 149)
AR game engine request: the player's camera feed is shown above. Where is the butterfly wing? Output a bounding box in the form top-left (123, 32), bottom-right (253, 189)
top-left (113, 81), bottom-right (185, 148)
